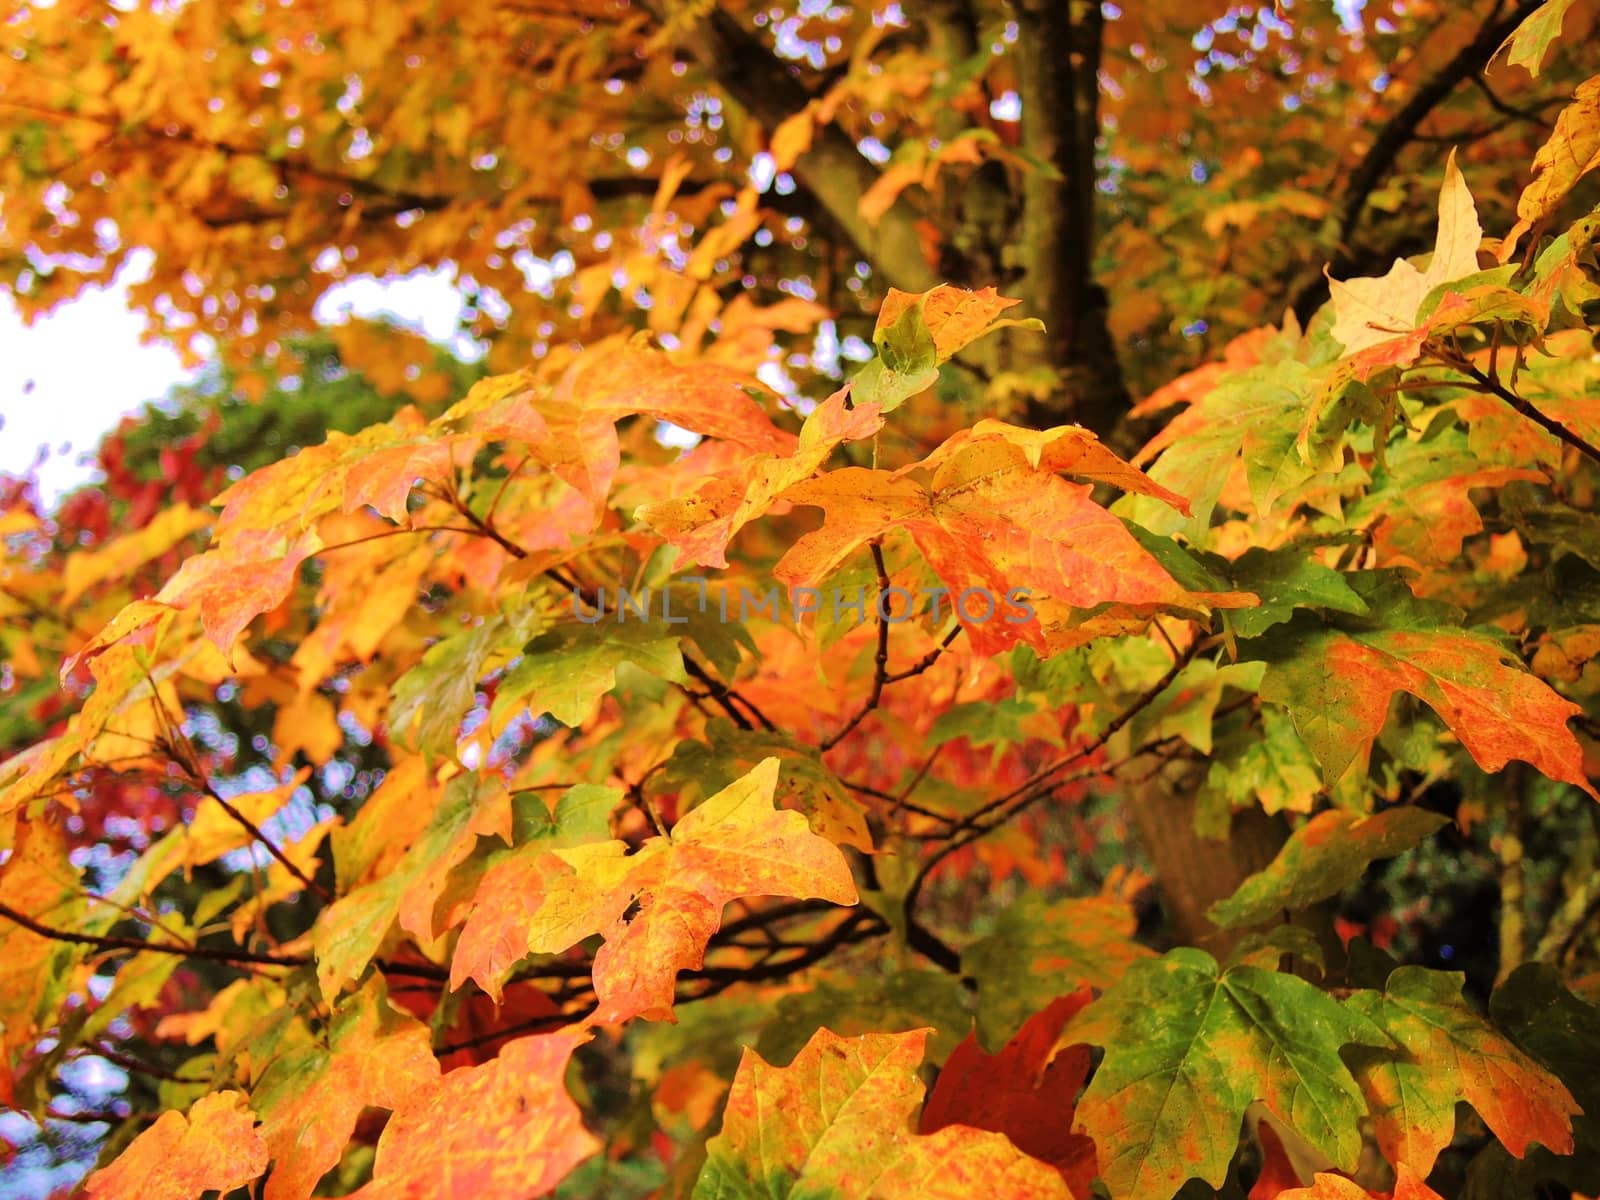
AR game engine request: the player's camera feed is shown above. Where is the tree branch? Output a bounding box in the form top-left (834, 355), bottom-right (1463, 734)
top-left (902, 637), bottom-right (1202, 918)
top-left (640, 3), bottom-right (938, 293)
top-left (819, 543), bottom-right (894, 752)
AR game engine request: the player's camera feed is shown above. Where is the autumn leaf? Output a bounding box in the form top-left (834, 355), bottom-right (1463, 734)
top-left (921, 991), bottom-right (1099, 1198)
top-left (1209, 808), bottom-right (1450, 929)
top-left (1197, 707), bottom-right (1327, 837)
top-left (1129, 355), bottom-right (1338, 536)
top-left (1250, 572), bottom-right (1598, 796)
top-left (1063, 949), bottom-right (1391, 1200)
top-left (962, 895), bottom-right (1154, 1051)
top-left (1329, 150), bottom-right (1483, 355)
top-left (84, 1090), bottom-right (268, 1200)
top-left (251, 977), bottom-right (440, 1200)
top-left (877, 285), bottom-right (1044, 365)
top-left (449, 759), bottom-right (858, 1018)
top-left (653, 717), bottom-right (874, 852)
top-left (562, 337), bottom-right (796, 455)
top-left (345, 1027), bottom-right (600, 1199)
top-left (692, 1027), bottom-right (1073, 1199)
top-left (1345, 966), bottom-right (1580, 1177)
top-left (1471, 964), bottom-right (1600, 1196)
top-left (1498, 0), bottom-right (1580, 76)
top-left (0, 816), bottom-right (82, 1105)
top-left (1502, 75), bottom-right (1600, 261)
top-left (313, 772), bottom-right (501, 1001)
top-left (853, 285), bottom-right (1043, 413)
top-left (776, 453), bottom-right (1251, 655)
top-left (635, 384), bottom-right (884, 569)
top-left (1270, 1167), bottom-right (1445, 1199)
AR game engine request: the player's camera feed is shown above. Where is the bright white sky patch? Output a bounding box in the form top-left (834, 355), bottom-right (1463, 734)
top-left (1, 262), bottom-right (470, 500)
top-left (0, 260), bottom-right (190, 499)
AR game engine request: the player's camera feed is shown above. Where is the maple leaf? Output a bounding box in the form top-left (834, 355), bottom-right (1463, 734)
top-left (1129, 356), bottom-right (1338, 536)
top-left (345, 1027), bottom-right (600, 1199)
top-left (1064, 949), bottom-right (1391, 1200)
top-left (635, 385), bottom-right (884, 569)
top-left (313, 772), bottom-right (505, 1001)
top-left (693, 1027), bottom-right (1074, 1199)
top-left (1473, 964), bottom-right (1600, 1196)
top-left (1345, 966), bottom-right (1580, 1177)
top-left (251, 977), bottom-right (440, 1200)
top-left (1209, 808), bottom-right (1450, 929)
top-left (0, 816), bottom-right (82, 1105)
top-left (853, 286), bottom-right (1044, 412)
top-left (84, 1090), bottom-right (269, 1200)
top-left (775, 435), bottom-right (1252, 655)
top-left (449, 759), bottom-right (858, 1018)
top-left (1221, 547), bottom-right (1371, 639)
top-left (1497, 0), bottom-right (1580, 77)
top-left (1197, 707), bottom-right (1325, 837)
top-left (962, 894), bottom-right (1154, 1050)
top-left (921, 991), bottom-right (1099, 1198)
top-left (1250, 572), bottom-right (1598, 796)
top-left (490, 617), bottom-right (691, 730)
top-left (654, 718), bottom-right (874, 852)
top-left (1502, 76), bottom-right (1600, 261)
top-left (1328, 150), bottom-right (1483, 356)
top-left (561, 337), bottom-right (796, 454)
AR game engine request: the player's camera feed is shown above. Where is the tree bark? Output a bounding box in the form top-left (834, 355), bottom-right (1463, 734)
top-left (1012, 0), bottom-right (1128, 439)
top-left (656, 5), bottom-right (939, 295)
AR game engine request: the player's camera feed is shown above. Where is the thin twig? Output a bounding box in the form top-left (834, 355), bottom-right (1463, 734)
top-left (820, 542), bottom-right (893, 751)
top-left (1433, 341), bottom-right (1600, 466)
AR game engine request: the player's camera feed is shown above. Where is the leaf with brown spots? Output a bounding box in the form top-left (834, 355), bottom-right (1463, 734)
top-left (1345, 966), bottom-right (1580, 1178)
top-left (693, 1027), bottom-right (1074, 1199)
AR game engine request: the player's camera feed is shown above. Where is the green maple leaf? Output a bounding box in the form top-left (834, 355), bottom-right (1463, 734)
top-left (1196, 706), bottom-right (1324, 837)
top-left (492, 618), bottom-right (689, 729)
top-left (1221, 546), bottom-right (1369, 639)
top-left (1065, 949), bottom-right (1390, 1200)
top-left (1209, 807), bottom-right (1449, 929)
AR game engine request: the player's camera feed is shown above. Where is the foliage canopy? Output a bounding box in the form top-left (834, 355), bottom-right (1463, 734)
top-left (3, 2), bottom-right (1600, 1199)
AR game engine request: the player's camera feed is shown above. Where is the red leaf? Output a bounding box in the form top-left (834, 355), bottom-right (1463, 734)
top-left (921, 990), bottom-right (1097, 1196)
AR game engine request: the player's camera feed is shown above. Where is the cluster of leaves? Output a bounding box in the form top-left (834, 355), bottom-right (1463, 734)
top-left (3, 2), bottom-right (1600, 1200)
